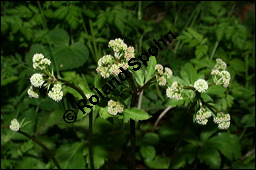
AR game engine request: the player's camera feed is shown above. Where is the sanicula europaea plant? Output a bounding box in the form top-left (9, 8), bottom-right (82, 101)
top-left (2, 1), bottom-right (254, 169)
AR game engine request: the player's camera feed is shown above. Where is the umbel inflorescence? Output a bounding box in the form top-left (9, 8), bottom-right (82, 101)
top-left (165, 58), bottom-right (231, 129)
top-left (27, 53), bottom-right (64, 102)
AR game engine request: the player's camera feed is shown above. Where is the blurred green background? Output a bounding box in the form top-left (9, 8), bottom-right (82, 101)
top-left (1, 1), bottom-right (255, 169)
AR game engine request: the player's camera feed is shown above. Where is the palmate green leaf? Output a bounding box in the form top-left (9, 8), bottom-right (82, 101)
top-left (145, 56), bottom-right (156, 82)
top-left (48, 28), bottom-right (89, 71)
top-left (207, 132), bottom-right (241, 161)
top-left (56, 142), bottom-right (85, 169)
top-left (198, 146), bottom-right (221, 169)
top-left (174, 143), bottom-right (198, 168)
top-left (206, 85), bottom-right (227, 98)
top-left (180, 63), bottom-right (198, 84)
top-left (123, 108), bottom-right (151, 123)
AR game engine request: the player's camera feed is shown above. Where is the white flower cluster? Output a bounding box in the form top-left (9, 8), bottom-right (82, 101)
top-left (211, 58), bottom-right (231, 88)
top-left (108, 38), bottom-right (128, 54)
top-left (195, 107), bottom-right (212, 125)
top-left (9, 119), bottom-right (20, 131)
top-left (27, 86), bottom-right (39, 98)
top-left (48, 83), bottom-right (63, 102)
top-left (213, 112), bottom-right (231, 130)
top-left (194, 79), bottom-right (208, 93)
top-left (28, 53), bottom-right (64, 102)
top-left (97, 39), bottom-right (135, 78)
top-left (155, 64), bottom-right (173, 86)
top-left (108, 100), bottom-right (124, 116)
top-left (30, 73), bottom-right (45, 88)
top-left (32, 53), bottom-right (51, 70)
top-left (214, 58), bottom-right (227, 70)
top-left (166, 81), bottom-right (183, 100)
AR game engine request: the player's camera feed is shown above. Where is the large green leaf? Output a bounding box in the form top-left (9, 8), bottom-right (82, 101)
top-left (207, 132), bottom-right (241, 161)
top-left (56, 142), bottom-right (85, 169)
top-left (49, 28), bottom-right (89, 71)
top-left (123, 108), bottom-right (151, 123)
top-left (198, 146), bottom-right (221, 169)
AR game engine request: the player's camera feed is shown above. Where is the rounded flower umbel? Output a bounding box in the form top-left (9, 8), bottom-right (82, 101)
top-left (211, 70), bottom-right (231, 88)
top-left (48, 83), bottom-right (63, 102)
top-left (211, 58), bottom-right (231, 88)
top-left (213, 112), bottom-right (231, 130)
top-left (30, 73), bottom-right (45, 88)
top-left (108, 100), bottom-right (124, 116)
top-left (97, 39), bottom-right (135, 79)
top-left (10, 119), bottom-right (20, 131)
top-left (194, 79), bottom-right (208, 93)
top-left (195, 107), bottom-right (212, 125)
top-left (155, 64), bottom-right (173, 86)
top-left (166, 81), bottom-right (183, 100)
top-left (27, 86), bottom-right (39, 98)
top-left (32, 53), bottom-right (51, 70)
top-left (214, 58), bottom-right (227, 71)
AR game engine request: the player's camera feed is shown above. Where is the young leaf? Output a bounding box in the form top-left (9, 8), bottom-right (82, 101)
top-left (123, 107), bottom-right (151, 122)
top-left (140, 145), bottom-right (156, 162)
top-left (145, 56), bottom-right (157, 82)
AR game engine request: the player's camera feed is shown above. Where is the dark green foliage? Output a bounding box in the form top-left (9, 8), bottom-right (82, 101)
top-left (1, 1), bottom-right (254, 169)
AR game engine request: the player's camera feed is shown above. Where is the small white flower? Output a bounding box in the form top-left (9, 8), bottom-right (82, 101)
top-left (166, 81), bottom-right (183, 100)
top-left (124, 46), bottom-right (135, 61)
top-left (211, 70), bottom-right (231, 88)
top-left (109, 64), bottom-right (121, 76)
top-left (33, 53), bottom-right (44, 63)
top-left (98, 55), bottom-right (113, 66)
top-left (213, 112), bottom-right (231, 130)
top-left (9, 119), bottom-right (20, 131)
top-left (218, 121), bottom-right (230, 130)
top-left (108, 100), bottom-right (124, 115)
top-left (158, 76), bottom-right (166, 86)
top-left (221, 71), bottom-right (231, 88)
top-left (48, 83), bottom-right (63, 102)
top-left (32, 53), bottom-right (51, 70)
top-left (155, 64), bottom-right (164, 75)
top-left (214, 58), bottom-right (227, 71)
top-left (164, 67), bottom-right (173, 78)
top-left (118, 62), bottom-right (129, 70)
top-left (194, 79), bottom-right (208, 93)
top-left (195, 107), bottom-right (212, 125)
top-left (108, 38), bottom-right (127, 53)
top-left (30, 73), bottom-right (44, 88)
top-left (27, 86), bottom-right (39, 98)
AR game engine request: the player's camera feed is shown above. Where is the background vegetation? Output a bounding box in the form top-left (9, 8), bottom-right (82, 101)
top-left (1, 1), bottom-right (255, 169)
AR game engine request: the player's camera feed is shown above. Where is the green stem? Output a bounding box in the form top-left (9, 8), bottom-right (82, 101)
top-left (126, 70), bottom-right (139, 169)
top-left (130, 92), bottom-right (138, 169)
top-left (138, 1), bottom-right (142, 20)
top-left (37, 2), bottom-right (60, 77)
top-left (210, 41), bottom-right (219, 60)
top-left (2, 124), bottom-right (61, 169)
top-left (89, 20), bottom-right (98, 63)
top-left (57, 78), bottom-right (94, 169)
top-left (137, 76), bottom-right (156, 94)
